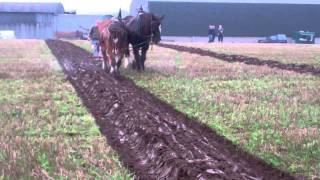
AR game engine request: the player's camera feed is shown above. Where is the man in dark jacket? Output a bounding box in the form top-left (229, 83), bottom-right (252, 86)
top-left (88, 21), bottom-right (101, 59)
top-left (218, 25), bottom-right (224, 43)
top-left (208, 25), bottom-right (216, 43)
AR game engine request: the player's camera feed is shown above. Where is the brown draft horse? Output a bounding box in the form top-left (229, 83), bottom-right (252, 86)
top-left (124, 10), bottom-right (164, 71)
top-left (99, 19), bottom-right (130, 74)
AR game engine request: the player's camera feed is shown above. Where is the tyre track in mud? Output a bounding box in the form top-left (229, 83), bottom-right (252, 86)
top-left (46, 40), bottom-right (297, 180)
top-left (158, 43), bottom-right (320, 77)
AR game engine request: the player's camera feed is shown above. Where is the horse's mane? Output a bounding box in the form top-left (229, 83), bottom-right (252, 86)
top-left (123, 13), bottom-right (153, 36)
top-left (123, 15), bottom-right (134, 21)
top-left (97, 15), bottom-right (117, 33)
top-left (100, 20), bottom-right (127, 44)
top-left (97, 20), bottom-right (111, 33)
top-left (108, 21), bottom-right (126, 33)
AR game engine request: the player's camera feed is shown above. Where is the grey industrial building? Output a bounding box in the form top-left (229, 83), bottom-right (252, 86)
top-left (0, 2), bottom-right (64, 39)
top-left (0, 2), bottom-right (100, 39)
top-left (148, 0), bottom-right (320, 37)
top-left (1, 1), bottom-right (319, 39)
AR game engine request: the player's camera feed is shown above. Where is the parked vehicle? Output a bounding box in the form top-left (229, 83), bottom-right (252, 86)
top-left (292, 31), bottom-right (315, 44)
top-left (79, 26), bottom-right (89, 40)
top-left (258, 34), bottom-right (287, 43)
top-left (0, 30), bottom-right (15, 39)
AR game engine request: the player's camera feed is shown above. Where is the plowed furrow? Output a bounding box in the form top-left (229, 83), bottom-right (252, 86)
top-left (46, 40), bottom-right (296, 180)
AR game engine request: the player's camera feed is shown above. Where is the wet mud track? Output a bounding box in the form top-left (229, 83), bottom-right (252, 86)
top-left (158, 43), bottom-right (320, 77)
top-left (46, 40), bottom-right (296, 180)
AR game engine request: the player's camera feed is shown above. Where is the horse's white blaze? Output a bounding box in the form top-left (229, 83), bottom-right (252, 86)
top-left (124, 56), bottom-right (132, 69)
top-left (102, 61), bottom-right (105, 69)
top-left (110, 66), bottom-right (114, 74)
top-left (113, 38), bottom-right (119, 44)
top-left (115, 55), bottom-right (120, 63)
top-left (159, 25), bottom-right (162, 34)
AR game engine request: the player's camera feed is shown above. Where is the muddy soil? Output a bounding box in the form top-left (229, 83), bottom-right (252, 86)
top-left (158, 43), bottom-right (320, 77)
top-left (46, 40), bottom-right (297, 180)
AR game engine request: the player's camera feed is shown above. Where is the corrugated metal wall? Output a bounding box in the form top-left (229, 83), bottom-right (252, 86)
top-left (0, 13), bottom-right (100, 39)
top-left (149, 2), bottom-right (320, 36)
top-left (0, 12), bottom-right (54, 39)
top-left (54, 14), bottom-right (100, 32)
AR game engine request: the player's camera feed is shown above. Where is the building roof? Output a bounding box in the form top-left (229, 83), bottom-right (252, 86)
top-left (148, 0), bottom-right (320, 4)
top-left (0, 2), bottom-right (65, 14)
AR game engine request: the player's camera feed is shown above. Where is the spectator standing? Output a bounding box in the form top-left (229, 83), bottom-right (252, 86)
top-left (218, 25), bottom-right (224, 43)
top-left (208, 25), bottom-right (216, 43)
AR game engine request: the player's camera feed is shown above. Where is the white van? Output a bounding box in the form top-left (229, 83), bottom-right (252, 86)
top-left (0, 31), bottom-right (16, 39)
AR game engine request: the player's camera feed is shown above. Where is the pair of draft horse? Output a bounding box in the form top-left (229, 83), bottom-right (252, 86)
top-left (98, 10), bottom-right (164, 74)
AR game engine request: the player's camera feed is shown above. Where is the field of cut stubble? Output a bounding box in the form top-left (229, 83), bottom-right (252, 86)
top-left (117, 42), bottom-right (320, 179)
top-left (1, 39), bottom-right (319, 179)
top-left (0, 40), bottom-right (131, 179)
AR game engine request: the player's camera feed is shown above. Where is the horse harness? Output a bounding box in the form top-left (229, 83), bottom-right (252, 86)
top-left (104, 12), bottom-right (157, 55)
top-left (134, 12), bottom-right (156, 49)
top-left (106, 21), bottom-right (126, 56)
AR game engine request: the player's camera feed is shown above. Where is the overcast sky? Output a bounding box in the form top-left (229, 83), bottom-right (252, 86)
top-left (2, 0), bottom-right (319, 14)
top-left (149, 0), bottom-right (320, 4)
top-left (1, 0), bottom-right (133, 14)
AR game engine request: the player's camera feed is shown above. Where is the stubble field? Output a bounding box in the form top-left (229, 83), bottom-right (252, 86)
top-left (119, 42), bottom-right (320, 178)
top-left (0, 39), bottom-right (319, 179)
top-left (0, 40), bottom-right (131, 179)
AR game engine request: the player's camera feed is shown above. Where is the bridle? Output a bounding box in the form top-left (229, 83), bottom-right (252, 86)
top-left (137, 12), bottom-right (158, 46)
top-left (114, 12), bottom-right (160, 51)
